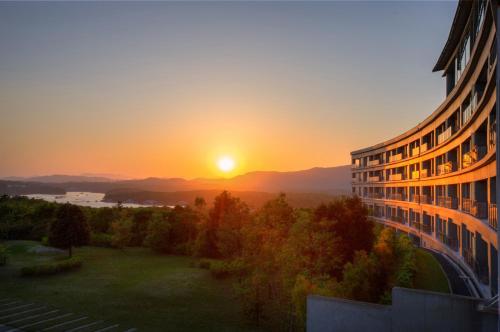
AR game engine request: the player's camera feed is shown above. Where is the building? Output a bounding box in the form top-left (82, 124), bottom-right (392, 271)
top-left (351, 0), bottom-right (497, 299)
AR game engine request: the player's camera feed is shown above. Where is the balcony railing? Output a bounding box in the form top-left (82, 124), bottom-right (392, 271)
top-left (367, 159), bottom-right (380, 167)
top-left (422, 223), bottom-right (432, 235)
top-left (462, 198), bottom-right (487, 219)
top-left (462, 146), bottom-right (487, 168)
top-left (437, 161), bottom-right (453, 176)
top-left (387, 193), bottom-right (404, 201)
top-left (389, 173), bottom-right (402, 181)
top-left (489, 121), bottom-right (496, 150)
top-left (411, 170), bottom-right (420, 179)
top-left (463, 104), bottom-right (473, 124)
top-left (420, 143), bottom-right (428, 153)
top-left (367, 192), bottom-right (384, 199)
top-left (437, 196), bottom-right (458, 209)
top-left (411, 146), bottom-right (420, 157)
top-left (368, 176), bottom-right (381, 182)
top-left (437, 126), bottom-right (452, 145)
top-left (418, 194), bottom-right (431, 205)
top-left (388, 153), bottom-right (403, 163)
top-left (489, 203), bottom-right (497, 230)
top-left (437, 232), bottom-right (459, 251)
top-left (410, 195), bottom-right (420, 204)
top-left (420, 169), bottom-right (430, 178)
top-left (390, 215), bottom-right (403, 224)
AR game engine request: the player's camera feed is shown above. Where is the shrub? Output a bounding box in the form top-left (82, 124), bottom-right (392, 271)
top-left (0, 245), bottom-right (7, 266)
top-left (41, 236), bottom-right (49, 246)
top-left (198, 259), bottom-right (212, 269)
top-left (90, 233), bottom-right (113, 248)
top-left (21, 257), bottom-right (82, 277)
top-left (210, 259), bottom-right (247, 279)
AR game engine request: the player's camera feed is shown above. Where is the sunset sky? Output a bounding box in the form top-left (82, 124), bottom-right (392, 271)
top-left (0, 1), bottom-right (456, 179)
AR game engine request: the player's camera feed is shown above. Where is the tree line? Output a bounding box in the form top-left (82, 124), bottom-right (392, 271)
top-left (0, 193), bottom-right (416, 330)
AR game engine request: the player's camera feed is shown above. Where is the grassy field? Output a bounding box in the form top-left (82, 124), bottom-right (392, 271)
top-left (413, 249), bottom-right (450, 294)
top-left (0, 241), bottom-right (262, 332)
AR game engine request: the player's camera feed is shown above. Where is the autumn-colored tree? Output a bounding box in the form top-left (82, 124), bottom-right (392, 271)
top-left (48, 204), bottom-right (90, 257)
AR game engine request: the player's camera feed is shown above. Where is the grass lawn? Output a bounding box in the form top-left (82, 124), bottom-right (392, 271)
top-left (413, 249), bottom-right (450, 294)
top-left (0, 241), bottom-right (262, 332)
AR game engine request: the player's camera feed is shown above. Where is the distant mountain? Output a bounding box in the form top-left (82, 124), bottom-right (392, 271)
top-left (0, 181), bottom-right (65, 196)
top-left (0, 165), bottom-right (352, 196)
top-left (2, 174), bottom-right (116, 183)
top-left (103, 189), bottom-right (339, 209)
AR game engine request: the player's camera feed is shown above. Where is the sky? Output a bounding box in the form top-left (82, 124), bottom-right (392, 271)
top-left (0, 1), bottom-right (457, 179)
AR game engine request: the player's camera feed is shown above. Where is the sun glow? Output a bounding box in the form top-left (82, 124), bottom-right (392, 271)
top-left (217, 156), bottom-right (236, 173)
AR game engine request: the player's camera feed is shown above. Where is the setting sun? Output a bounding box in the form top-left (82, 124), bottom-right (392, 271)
top-left (217, 156), bottom-right (235, 173)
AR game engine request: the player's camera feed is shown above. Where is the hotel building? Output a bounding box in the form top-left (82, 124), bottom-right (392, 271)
top-left (351, 0), bottom-right (497, 298)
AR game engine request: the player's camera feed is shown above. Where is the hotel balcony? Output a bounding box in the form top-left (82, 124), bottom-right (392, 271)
top-left (387, 193), bottom-right (405, 201)
top-left (437, 162), bottom-right (454, 176)
top-left (411, 146), bottom-right (420, 157)
top-left (420, 143), bottom-right (428, 153)
top-left (389, 173), bottom-right (402, 181)
top-left (437, 231), bottom-right (459, 252)
top-left (368, 175), bottom-right (381, 182)
top-left (462, 146), bottom-right (487, 168)
top-left (411, 170), bottom-right (420, 180)
top-left (437, 126), bottom-right (453, 145)
top-left (488, 203), bottom-right (497, 230)
top-left (462, 198), bottom-right (488, 219)
top-left (367, 159), bottom-right (380, 167)
top-left (437, 196), bottom-right (458, 209)
top-left (420, 168), bottom-right (430, 178)
top-left (388, 153), bottom-right (403, 163)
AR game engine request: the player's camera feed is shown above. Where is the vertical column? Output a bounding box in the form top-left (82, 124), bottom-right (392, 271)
top-left (495, 2), bottom-right (500, 316)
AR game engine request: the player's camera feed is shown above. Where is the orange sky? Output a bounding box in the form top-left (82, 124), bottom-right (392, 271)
top-left (0, 2), bottom-right (454, 179)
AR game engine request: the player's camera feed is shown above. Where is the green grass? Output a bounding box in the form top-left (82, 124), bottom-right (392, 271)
top-left (0, 241), bottom-right (262, 332)
top-left (413, 249), bottom-right (450, 294)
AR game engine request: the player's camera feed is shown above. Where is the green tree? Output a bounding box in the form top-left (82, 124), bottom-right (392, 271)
top-left (48, 204), bottom-right (90, 257)
top-left (111, 218), bottom-right (133, 249)
top-left (145, 212), bottom-right (172, 253)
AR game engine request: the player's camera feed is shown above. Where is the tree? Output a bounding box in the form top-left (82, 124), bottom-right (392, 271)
top-left (111, 218), bottom-right (133, 250)
top-left (145, 212), bottom-right (172, 253)
top-left (194, 196), bottom-right (206, 210)
top-left (209, 191), bottom-right (250, 258)
top-left (48, 204), bottom-right (90, 257)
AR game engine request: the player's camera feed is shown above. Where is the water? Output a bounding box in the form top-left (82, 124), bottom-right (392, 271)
top-left (24, 192), bottom-right (156, 208)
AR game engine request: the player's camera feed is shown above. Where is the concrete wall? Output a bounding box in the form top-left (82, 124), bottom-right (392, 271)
top-left (391, 288), bottom-right (496, 332)
top-left (307, 287), bottom-right (497, 332)
top-left (307, 295), bottom-right (391, 332)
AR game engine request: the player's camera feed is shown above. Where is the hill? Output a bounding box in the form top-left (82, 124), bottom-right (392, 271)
top-left (103, 189), bottom-right (340, 209)
top-left (0, 165), bottom-right (352, 196)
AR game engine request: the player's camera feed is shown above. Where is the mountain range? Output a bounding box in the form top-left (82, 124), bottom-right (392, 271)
top-left (1, 165), bottom-right (351, 195)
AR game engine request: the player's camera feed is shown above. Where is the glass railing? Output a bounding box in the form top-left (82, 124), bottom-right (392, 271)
top-left (437, 126), bottom-right (452, 144)
top-left (437, 161), bottom-right (454, 175)
top-left (462, 146), bottom-right (487, 168)
top-left (389, 173), bottom-right (402, 181)
top-left (463, 104), bottom-right (473, 124)
top-left (437, 196), bottom-right (458, 209)
top-left (488, 203), bottom-right (497, 230)
top-left (389, 153), bottom-right (403, 163)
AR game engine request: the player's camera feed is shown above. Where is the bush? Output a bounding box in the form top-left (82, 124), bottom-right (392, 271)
top-left (0, 245), bottom-right (7, 266)
top-left (210, 259), bottom-right (247, 279)
top-left (41, 236), bottom-right (49, 246)
top-left (21, 257), bottom-right (82, 276)
top-left (198, 259), bottom-right (212, 269)
top-left (90, 233), bottom-right (113, 248)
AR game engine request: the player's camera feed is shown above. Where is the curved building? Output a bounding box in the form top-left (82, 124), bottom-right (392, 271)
top-left (351, 0), bottom-right (497, 298)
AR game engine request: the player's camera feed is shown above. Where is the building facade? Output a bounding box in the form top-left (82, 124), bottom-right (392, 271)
top-left (351, 0), bottom-right (497, 298)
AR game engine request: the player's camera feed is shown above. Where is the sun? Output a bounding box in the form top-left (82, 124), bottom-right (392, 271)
top-left (217, 156), bottom-right (235, 173)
